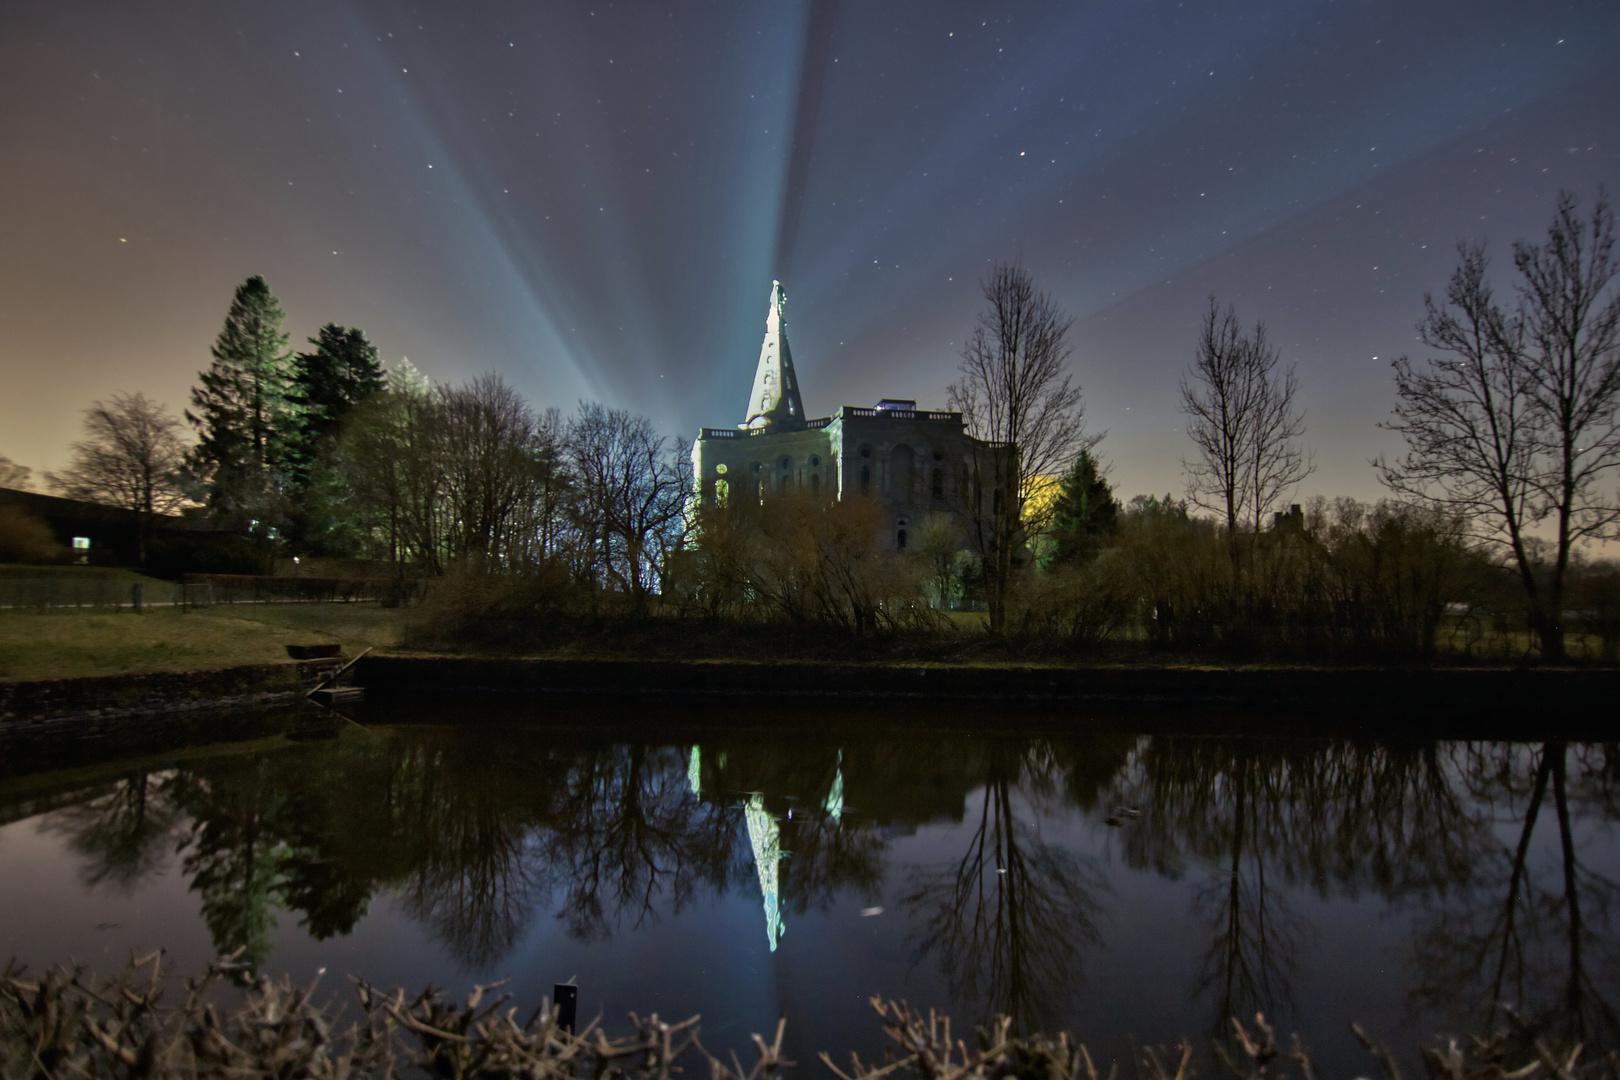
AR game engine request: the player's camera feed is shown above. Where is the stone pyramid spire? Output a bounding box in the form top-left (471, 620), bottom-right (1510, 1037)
top-left (743, 280), bottom-right (806, 429)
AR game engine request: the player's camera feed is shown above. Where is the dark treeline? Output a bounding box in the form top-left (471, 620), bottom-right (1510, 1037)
top-left (6, 192), bottom-right (1620, 661)
top-left (24, 728), bottom-right (1619, 1048)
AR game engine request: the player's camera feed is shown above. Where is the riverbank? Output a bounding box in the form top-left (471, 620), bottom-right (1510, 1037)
top-left (0, 604), bottom-right (402, 681)
top-left (356, 654), bottom-right (1618, 733)
top-left (3, 604), bottom-right (1616, 748)
top-left (0, 660), bottom-right (341, 775)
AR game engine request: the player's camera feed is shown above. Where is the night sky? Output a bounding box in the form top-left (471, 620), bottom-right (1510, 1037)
top-left (4, 0), bottom-right (1619, 503)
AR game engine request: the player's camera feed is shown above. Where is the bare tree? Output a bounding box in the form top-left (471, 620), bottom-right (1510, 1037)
top-left (332, 365), bottom-right (445, 573)
top-left (565, 403), bottom-right (692, 609)
top-left (436, 374), bottom-right (544, 566)
top-left (1382, 192), bottom-right (1620, 661)
top-left (1518, 192), bottom-right (1620, 657)
top-left (48, 392), bottom-right (190, 562)
top-left (0, 452), bottom-right (32, 490)
top-left (949, 262), bottom-right (1095, 633)
top-left (1180, 297), bottom-right (1312, 575)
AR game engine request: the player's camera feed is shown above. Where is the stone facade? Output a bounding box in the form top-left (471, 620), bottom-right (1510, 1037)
top-left (691, 281), bottom-right (991, 550)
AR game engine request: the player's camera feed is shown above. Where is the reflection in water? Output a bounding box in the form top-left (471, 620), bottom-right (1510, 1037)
top-left (745, 793), bottom-right (784, 951)
top-left (48, 770), bottom-right (184, 892)
top-left (1407, 742), bottom-right (1620, 1049)
top-left (824, 751), bottom-right (844, 825)
top-left (902, 744), bottom-right (1108, 1033)
top-left (10, 725), bottom-right (1617, 1059)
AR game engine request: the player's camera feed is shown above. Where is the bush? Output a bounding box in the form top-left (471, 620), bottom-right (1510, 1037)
top-left (3, 954), bottom-right (1614, 1080)
top-left (1009, 551), bottom-right (1132, 646)
top-left (405, 559), bottom-right (589, 651)
top-left (679, 493), bottom-right (942, 637)
top-left (0, 507), bottom-right (66, 564)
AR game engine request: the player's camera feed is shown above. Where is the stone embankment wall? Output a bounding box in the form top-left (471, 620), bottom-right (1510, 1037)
top-left (0, 660), bottom-right (340, 774)
top-left (358, 655), bottom-right (1617, 734)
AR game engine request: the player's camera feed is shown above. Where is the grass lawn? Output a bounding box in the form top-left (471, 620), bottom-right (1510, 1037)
top-left (0, 603), bottom-right (406, 682)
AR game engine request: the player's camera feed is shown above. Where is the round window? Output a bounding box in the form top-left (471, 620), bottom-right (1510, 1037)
top-left (715, 463), bottom-right (727, 474)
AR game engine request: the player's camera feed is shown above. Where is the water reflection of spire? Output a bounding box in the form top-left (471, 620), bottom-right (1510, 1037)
top-left (688, 746), bottom-right (701, 797)
top-left (744, 793), bottom-right (783, 951)
top-left (823, 750), bottom-right (844, 825)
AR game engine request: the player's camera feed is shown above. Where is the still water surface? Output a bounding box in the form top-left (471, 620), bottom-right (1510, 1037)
top-left (0, 704), bottom-right (1615, 1072)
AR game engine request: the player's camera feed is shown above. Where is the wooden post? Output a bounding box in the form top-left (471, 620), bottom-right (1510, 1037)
top-left (554, 984), bottom-right (577, 1034)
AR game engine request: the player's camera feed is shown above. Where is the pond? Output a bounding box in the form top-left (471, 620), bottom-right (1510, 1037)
top-left (0, 700), bottom-right (1615, 1075)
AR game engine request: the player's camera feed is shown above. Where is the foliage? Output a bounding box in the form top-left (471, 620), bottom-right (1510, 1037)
top-left (1009, 551), bottom-right (1133, 645)
top-left (3, 953), bottom-right (1615, 1080)
top-left (284, 324), bottom-right (386, 486)
top-left (1044, 449), bottom-right (1119, 568)
top-left (186, 276), bottom-right (296, 532)
top-left (678, 492), bottom-right (940, 636)
top-left (0, 507), bottom-right (66, 564)
top-left (406, 559), bottom-right (588, 650)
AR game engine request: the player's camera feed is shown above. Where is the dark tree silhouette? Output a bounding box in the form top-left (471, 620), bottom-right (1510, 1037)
top-left (186, 276), bottom-right (295, 532)
top-left (949, 262), bottom-right (1095, 633)
top-left (1044, 449), bottom-right (1119, 568)
top-left (1180, 296), bottom-right (1311, 576)
top-left (902, 747), bottom-right (1106, 1033)
top-left (1382, 192), bottom-right (1620, 661)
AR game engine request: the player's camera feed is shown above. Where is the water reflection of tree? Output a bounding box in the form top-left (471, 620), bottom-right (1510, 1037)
top-left (1408, 742), bottom-right (1620, 1050)
top-left (168, 756), bottom-right (307, 971)
top-left (1114, 738), bottom-right (1479, 1033)
top-left (390, 739), bottom-right (551, 968)
top-left (543, 745), bottom-right (738, 941)
top-left (902, 745), bottom-right (1107, 1033)
top-left (47, 771), bottom-right (185, 892)
top-left (33, 730), bottom-right (895, 973)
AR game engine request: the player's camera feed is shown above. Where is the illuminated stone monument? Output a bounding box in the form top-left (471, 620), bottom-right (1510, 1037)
top-left (691, 282), bottom-right (995, 552)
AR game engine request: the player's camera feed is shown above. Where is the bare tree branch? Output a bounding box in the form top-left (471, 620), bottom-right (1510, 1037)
top-left (948, 262), bottom-right (1096, 632)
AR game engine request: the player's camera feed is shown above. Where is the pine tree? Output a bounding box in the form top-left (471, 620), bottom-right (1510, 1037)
top-left (1047, 449), bottom-right (1119, 566)
top-left (284, 324), bottom-right (386, 488)
top-left (186, 276), bottom-right (294, 529)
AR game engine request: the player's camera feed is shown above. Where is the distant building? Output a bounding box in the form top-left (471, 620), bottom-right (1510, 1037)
top-left (0, 486), bottom-right (247, 573)
top-left (690, 281), bottom-right (994, 551)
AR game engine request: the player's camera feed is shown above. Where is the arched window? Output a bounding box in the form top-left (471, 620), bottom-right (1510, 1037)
top-left (860, 465), bottom-right (871, 492)
top-left (810, 474), bottom-right (821, 497)
top-left (715, 479), bottom-right (729, 508)
top-left (931, 468), bottom-right (944, 500)
top-left (897, 528), bottom-right (908, 550)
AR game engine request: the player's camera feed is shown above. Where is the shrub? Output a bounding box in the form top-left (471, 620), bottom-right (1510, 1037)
top-left (3, 954), bottom-right (1614, 1080)
top-left (0, 507), bottom-right (66, 564)
top-left (405, 559), bottom-right (589, 651)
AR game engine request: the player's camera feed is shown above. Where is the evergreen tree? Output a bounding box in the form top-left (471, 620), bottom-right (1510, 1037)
top-left (186, 276), bottom-right (294, 529)
top-left (1047, 449), bottom-right (1119, 566)
top-left (284, 324), bottom-right (386, 488)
